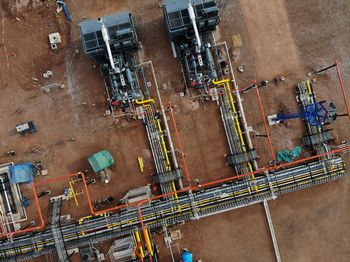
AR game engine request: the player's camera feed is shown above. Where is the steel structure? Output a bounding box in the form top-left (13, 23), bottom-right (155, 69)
top-left (0, 156), bottom-right (347, 260)
top-left (0, 163), bottom-right (27, 236)
top-left (214, 80), bottom-right (258, 177)
top-left (49, 198), bottom-right (69, 262)
top-left (141, 101), bottom-right (183, 196)
top-left (272, 101), bottom-right (336, 126)
top-left (0, 7), bottom-right (349, 262)
top-left (163, 0), bottom-right (219, 89)
top-left (79, 13), bottom-right (143, 111)
top-left (298, 80), bottom-right (335, 153)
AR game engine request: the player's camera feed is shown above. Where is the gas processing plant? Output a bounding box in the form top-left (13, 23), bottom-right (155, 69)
top-left (0, 0), bottom-right (349, 262)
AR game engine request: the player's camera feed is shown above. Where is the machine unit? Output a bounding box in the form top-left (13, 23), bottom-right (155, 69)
top-left (163, 0), bottom-right (220, 89)
top-left (79, 12), bottom-right (143, 110)
top-left (0, 163), bottom-right (28, 232)
top-left (163, 0), bottom-right (219, 41)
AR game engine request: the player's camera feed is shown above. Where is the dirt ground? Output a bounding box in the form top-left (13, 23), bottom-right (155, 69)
top-left (0, 0), bottom-right (349, 261)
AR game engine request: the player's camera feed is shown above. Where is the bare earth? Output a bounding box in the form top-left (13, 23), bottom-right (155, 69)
top-left (0, 0), bottom-right (349, 261)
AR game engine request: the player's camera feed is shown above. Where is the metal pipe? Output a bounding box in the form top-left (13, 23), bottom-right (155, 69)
top-left (11, 145), bottom-right (349, 238)
top-left (1, 155), bottom-right (347, 257)
top-left (0, 175), bottom-right (19, 239)
top-left (126, 67), bottom-right (135, 93)
top-left (217, 41), bottom-right (280, 261)
top-left (315, 63), bottom-right (336, 75)
top-left (218, 41), bottom-right (260, 171)
top-left (188, 1), bottom-right (202, 52)
top-left (334, 60), bottom-right (350, 121)
top-left (255, 88), bottom-right (276, 161)
top-left (205, 44), bottom-right (217, 80)
top-left (0, 176), bottom-right (13, 215)
top-left (98, 18), bottom-right (119, 73)
top-left (168, 104), bottom-right (191, 184)
top-left (140, 66), bottom-right (151, 99)
top-left (263, 200), bottom-right (281, 262)
top-left (148, 61), bottom-right (183, 189)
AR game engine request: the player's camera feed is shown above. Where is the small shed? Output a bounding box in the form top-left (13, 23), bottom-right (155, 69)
top-left (10, 163), bottom-right (35, 183)
top-left (88, 150), bottom-right (115, 173)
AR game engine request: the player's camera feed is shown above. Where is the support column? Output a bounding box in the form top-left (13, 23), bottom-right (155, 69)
top-left (263, 200), bottom-right (281, 262)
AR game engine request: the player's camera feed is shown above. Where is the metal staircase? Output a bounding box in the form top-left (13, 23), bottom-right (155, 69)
top-left (50, 197), bottom-right (69, 262)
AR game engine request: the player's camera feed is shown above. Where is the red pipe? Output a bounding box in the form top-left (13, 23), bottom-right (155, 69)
top-left (4, 173), bottom-right (82, 238)
top-left (80, 172), bottom-right (128, 215)
top-left (76, 142), bottom-right (350, 244)
top-left (134, 139), bottom-right (350, 260)
top-left (255, 88), bottom-right (276, 161)
top-left (168, 102), bottom-right (191, 185)
top-left (334, 59), bottom-right (350, 121)
top-left (79, 143), bottom-right (350, 216)
top-left (34, 172), bottom-right (81, 187)
top-left (201, 145), bottom-right (350, 188)
top-left (7, 183), bottom-right (46, 239)
top-left (4, 145), bottom-right (350, 239)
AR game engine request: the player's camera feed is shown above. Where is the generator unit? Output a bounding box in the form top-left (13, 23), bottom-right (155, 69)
top-left (79, 12), bottom-right (143, 110)
top-left (163, 0), bottom-right (220, 89)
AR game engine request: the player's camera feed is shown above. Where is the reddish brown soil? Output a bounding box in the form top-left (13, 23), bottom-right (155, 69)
top-left (0, 0), bottom-right (349, 261)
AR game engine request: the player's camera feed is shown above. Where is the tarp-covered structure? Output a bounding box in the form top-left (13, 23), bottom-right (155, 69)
top-left (88, 150), bottom-right (115, 173)
top-left (9, 163), bottom-right (35, 183)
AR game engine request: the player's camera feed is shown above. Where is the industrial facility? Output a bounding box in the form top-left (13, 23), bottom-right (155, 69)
top-left (0, 0), bottom-right (349, 261)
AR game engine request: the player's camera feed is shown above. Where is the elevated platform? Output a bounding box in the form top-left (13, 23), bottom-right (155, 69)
top-left (0, 156), bottom-right (347, 260)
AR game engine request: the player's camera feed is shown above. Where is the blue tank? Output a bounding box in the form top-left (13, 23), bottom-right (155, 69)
top-left (181, 250), bottom-right (193, 262)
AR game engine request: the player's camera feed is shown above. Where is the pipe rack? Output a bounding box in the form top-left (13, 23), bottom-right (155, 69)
top-left (298, 80), bottom-right (332, 155)
top-left (0, 156), bottom-right (347, 260)
top-left (214, 79), bottom-right (256, 177)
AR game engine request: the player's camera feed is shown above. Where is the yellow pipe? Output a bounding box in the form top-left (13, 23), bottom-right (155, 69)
top-left (213, 79), bottom-right (230, 85)
top-left (69, 180), bottom-right (79, 206)
top-left (306, 80), bottom-right (312, 95)
top-left (132, 232), bottom-right (138, 259)
top-left (78, 215), bottom-right (92, 224)
top-left (157, 119), bottom-right (163, 133)
top-left (172, 181), bottom-right (182, 211)
top-left (142, 104), bottom-right (152, 112)
top-left (104, 212), bottom-right (113, 229)
top-left (158, 119), bottom-right (171, 167)
top-left (143, 228), bottom-right (154, 256)
top-left (219, 81), bottom-right (257, 187)
top-left (143, 104), bottom-right (171, 169)
top-left (161, 135), bottom-right (171, 167)
top-left (226, 82), bottom-right (246, 148)
top-left (138, 157), bottom-right (144, 173)
top-left (135, 230), bottom-right (145, 258)
top-left (9, 166), bottom-right (345, 256)
top-left (136, 99), bottom-right (154, 105)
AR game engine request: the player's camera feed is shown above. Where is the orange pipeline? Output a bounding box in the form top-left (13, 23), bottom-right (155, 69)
top-left (255, 88), bottom-right (276, 162)
top-left (168, 102), bottom-right (191, 185)
top-left (1, 172), bottom-right (82, 238)
top-left (334, 59), bottom-right (350, 121)
top-left (6, 145), bottom-right (350, 239)
top-left (81, 144), bottom-right (350, 216)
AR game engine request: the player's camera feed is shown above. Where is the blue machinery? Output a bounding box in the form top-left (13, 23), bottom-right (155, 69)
top-left (0, 3), bottom-right (349, 261)
top-left (272, 101), bottom-right (337, 127)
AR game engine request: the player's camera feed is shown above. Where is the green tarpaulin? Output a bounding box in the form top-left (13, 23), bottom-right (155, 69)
top-left (88, 150), bottom-right (115, 173)
top-left (277, 147), bottom-right (302, 162)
